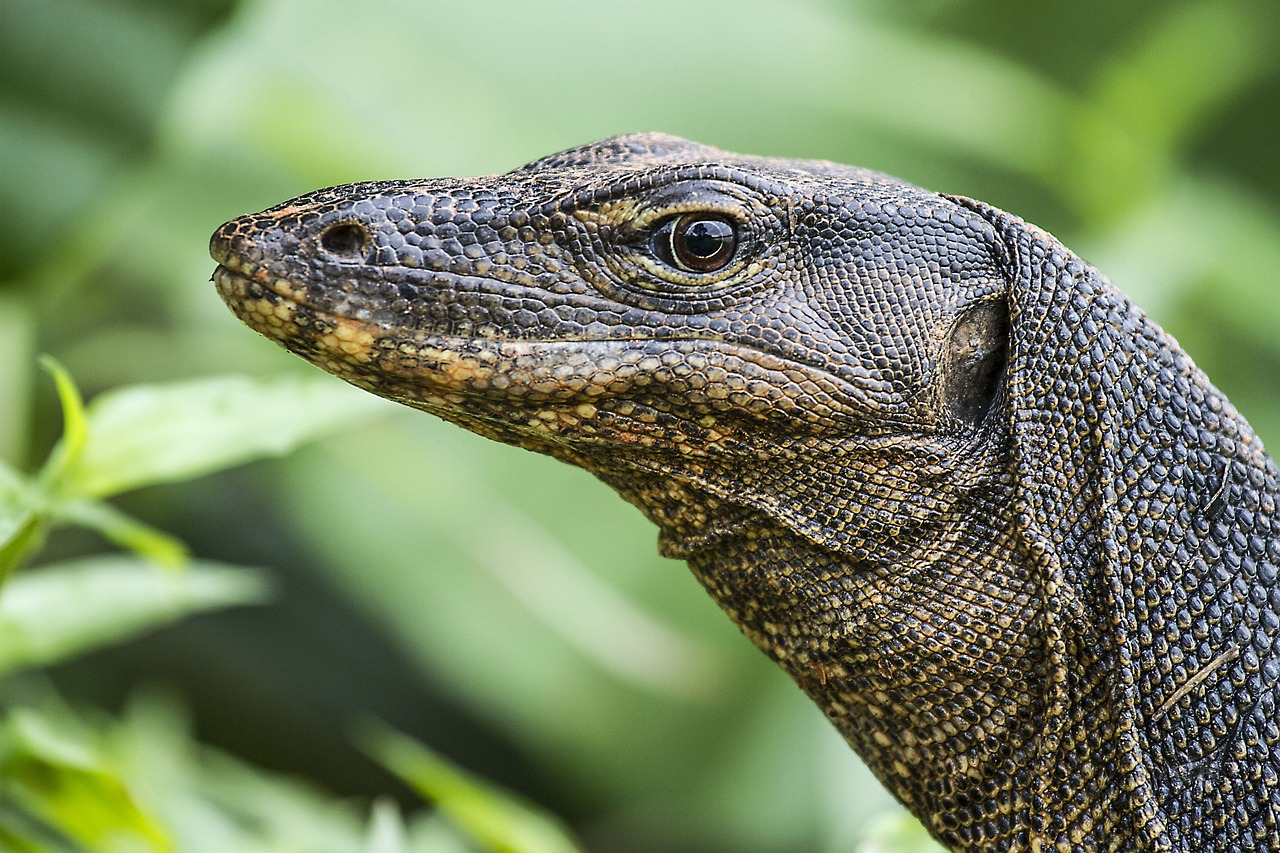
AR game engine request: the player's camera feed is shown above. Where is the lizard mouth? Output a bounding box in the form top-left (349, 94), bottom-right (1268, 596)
top-left (212, 253), bottom-right (901, 433)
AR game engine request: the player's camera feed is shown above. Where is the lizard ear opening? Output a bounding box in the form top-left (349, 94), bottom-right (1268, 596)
top-left (941, 298), bottom-right (1009, 426)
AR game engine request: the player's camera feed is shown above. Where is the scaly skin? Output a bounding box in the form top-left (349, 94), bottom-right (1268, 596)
top-left (210, 134), bottom-right (1280, 851)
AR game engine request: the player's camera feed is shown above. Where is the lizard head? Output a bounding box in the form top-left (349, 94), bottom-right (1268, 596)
top-left (211, 133), bottom-right (1012, 561)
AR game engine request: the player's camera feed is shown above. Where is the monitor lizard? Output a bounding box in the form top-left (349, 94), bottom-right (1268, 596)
top-left (209, 133), bottom-right (1280, 851)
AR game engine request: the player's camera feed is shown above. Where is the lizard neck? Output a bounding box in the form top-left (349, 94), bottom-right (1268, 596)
top-left (643, 482), bottom-right (1132, 850)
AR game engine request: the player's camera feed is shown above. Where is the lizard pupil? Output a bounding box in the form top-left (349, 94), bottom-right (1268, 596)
top-left (656, 214), bottom-right (737, 273)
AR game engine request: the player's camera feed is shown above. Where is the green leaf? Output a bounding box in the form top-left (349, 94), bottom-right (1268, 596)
top-left (0, 708), bottom-right (172, 852)
top-left (0, 556), bottom-right (268, 677)
top-left (360, 722), bottom-right (583, 853)
top-left (59, 373), bottom-right (391, 499)
top-left (35, 357), bottom-right (88, 496)
top-left (0, 450), bottom-right (46, 587)
top-left (0, 457), bottom-right (25, 495)
top-left (0, 460), bottom-right (43, 592)
top-left (363, 799), bottom-right (410, 853)
top-left (54, 500), bottom-right (189, 568)
top-left (0, 509), bottom-right (45, 589)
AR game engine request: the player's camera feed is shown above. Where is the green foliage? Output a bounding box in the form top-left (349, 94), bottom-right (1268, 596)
top-left (0, 360), bottom-right (389, 578)
top-left (1, 0), bottom-right (1276, 851)
top-left (0, 360), bottom-right (583, 849)
top-left (0, 688), bottom-right (494, 853)
top-left (0, 558), bottom-right (264, 678)
top-left (1, 706), bottom-right (171, 852)
top-left (57, 373), bottom-right (389, 501)
top-left (362, 723), bottom-right (583, 853)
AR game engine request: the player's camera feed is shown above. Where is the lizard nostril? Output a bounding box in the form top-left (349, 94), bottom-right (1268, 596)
top-left (320, 222), bottom-right (368, 258)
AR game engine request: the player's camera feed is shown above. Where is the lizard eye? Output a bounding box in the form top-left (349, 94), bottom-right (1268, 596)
top-left (653, 213), bottom-right (738, 273)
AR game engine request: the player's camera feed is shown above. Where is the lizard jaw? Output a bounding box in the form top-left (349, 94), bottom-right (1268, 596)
top-left (213, 258), bottom-right (886, 431)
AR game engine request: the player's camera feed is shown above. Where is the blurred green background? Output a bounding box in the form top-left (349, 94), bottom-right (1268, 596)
top-left (1, 0), bottom-right (1278, 850)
